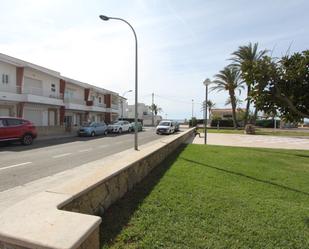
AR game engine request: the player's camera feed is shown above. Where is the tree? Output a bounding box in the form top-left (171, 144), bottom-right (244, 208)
top-left (212, 66), bottom-right (244, 128)
top-left (149, 104), bottom-right (162, 116)
top-left (251, 50), bottom-right (309, 121)
top-left (201, 100), bottom-right (216, 117)
top-left (231, 42), bottom-right (268, 125)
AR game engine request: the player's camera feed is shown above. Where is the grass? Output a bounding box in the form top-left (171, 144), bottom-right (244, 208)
top-left (198, 128), bottom-right (309, 137)
top-left (101, 145), bottom-right (309, 249)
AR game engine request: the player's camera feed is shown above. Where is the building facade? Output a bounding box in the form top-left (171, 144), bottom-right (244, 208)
top-left (0, 53), bottom-right (120, 128)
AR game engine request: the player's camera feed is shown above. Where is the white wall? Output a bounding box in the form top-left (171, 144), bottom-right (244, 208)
top-left (0, 61), bottom-right (17, 93)
top-left (24, 68), bottom-right (60, 98)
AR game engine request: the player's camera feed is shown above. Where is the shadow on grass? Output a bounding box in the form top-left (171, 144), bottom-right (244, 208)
top-left (100, 144), bottom-right (187, 247)
top-left (180, 157), bottom-right (309, 197)
top-left (252, 148), bottom-right (309, 159)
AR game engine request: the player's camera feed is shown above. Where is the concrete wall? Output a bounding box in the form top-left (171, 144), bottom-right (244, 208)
top-left (0, 128), bottom-right (194, 249)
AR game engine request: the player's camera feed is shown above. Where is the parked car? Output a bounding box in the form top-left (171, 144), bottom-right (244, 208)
top-left (173, 121), bottom-right (180, 132)
top-left (77, 122), bottom-right (108, 137)
top-left (130, 122), bottom-right (143, 132)
top-left (108, 120), bottom-right (131, 134)
top-left (0, 117), bottom-right (37, 145)
top-left (156, 120), bottom-right (175, 135)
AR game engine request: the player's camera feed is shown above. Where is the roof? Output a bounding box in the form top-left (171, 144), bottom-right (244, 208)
top-left (0, 52), bottom-right (118, 96)
top-left (211, 108), bottom-right (246, 112)
top-left (0, 53), bottom-right (61, 78)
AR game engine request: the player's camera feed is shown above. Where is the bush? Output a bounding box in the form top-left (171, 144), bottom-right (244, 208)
top-left (256, 119), bottom-right (280, 128)
top-left (211, 119), bottom-right (234, 127)
top-left (189, 117), bottom-right (198, 127)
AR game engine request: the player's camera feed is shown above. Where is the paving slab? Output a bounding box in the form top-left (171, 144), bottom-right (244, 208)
top-left (193, 133), bottom-right (309, 150)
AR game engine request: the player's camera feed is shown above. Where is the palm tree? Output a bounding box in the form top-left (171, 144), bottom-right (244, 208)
top-left (201, 100), bottom-right (216, 119)
top-left (149, 104), bottom-right (162, 115)
top-left (231, 42), bottom-right (268, 125)
top-left (212, 66), bottom-right (244, 128)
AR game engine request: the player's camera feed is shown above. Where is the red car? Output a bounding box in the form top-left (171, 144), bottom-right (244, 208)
top-left (0, 117), bottom-right (37, 145)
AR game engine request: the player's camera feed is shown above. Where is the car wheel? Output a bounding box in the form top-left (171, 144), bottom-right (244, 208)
top-left (91, 131), bottom-right (95, 137)
top-left (22, 134), bottom-right (33, 145)
top-left (104, 130), bottom-right (108, 135)
top-left (118, 128), bottom-right (122, 134)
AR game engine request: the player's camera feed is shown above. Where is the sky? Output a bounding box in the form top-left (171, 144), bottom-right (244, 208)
top-left (0, 0), bottom-right (308, 119)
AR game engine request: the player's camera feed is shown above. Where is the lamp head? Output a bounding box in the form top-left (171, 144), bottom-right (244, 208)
top-left (99, 15), bottom-right (110, 21)
top-left (203, 78), bottom-right (211, 86)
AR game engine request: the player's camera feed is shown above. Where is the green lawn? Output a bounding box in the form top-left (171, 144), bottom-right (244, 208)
top-left (101, 145), bottom-right (309, 249)
top-left (198, 128), bottom-right (309, 137)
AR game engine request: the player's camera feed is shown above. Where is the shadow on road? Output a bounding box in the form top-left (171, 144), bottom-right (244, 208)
top-left (100, 144), bottom-right (187, 247)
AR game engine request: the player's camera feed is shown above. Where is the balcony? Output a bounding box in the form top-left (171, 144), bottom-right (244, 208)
top-left (0, 86), bottom-right (24, 102)
top-left (22, 86), bottom-right (64, 106)
top-left (64, 97), bottom-right (88, 111)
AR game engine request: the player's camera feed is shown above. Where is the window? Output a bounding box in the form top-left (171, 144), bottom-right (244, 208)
top-left (2, 74), bottom-right (9, 84)
top-left (51, 83), bottom-right (56, 92)
top-left (98, 97), bottom-right (102, 103)
top-left (0, 119), bottom-right (7, 127)
top-left (6, 119), bottom-right (23, 126)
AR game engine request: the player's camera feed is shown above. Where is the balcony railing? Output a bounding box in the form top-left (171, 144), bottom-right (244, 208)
top-left (64, 97), bottom-right (85, 105)
top-left (23, 86), bottom-right (62, 99)
top-left (111, 104), bottom-right (119, 110)
top-left (93, 101), bottom-right (106, 108)
top-left (0, 85), bottom-right (20, 93)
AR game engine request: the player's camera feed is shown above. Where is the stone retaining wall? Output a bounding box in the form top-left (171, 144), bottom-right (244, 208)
top-left (0, 129), bottom-right (195, 249)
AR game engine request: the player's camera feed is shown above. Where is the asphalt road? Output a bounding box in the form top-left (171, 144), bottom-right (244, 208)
top-left (0, 129), bottom-right (162, 192)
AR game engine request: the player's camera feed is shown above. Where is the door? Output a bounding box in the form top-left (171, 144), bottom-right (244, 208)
top-left (48, 110), bottom-right (56, 126)
top-left (0, 118), bottom-right (9, 139)
top-left (5, 118), bottom-right (24, 139)
top-left (24, 108), bottom-right (42, 126)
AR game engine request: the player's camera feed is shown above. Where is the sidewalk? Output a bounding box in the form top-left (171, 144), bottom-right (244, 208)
top-left (193, 133), bottom-right (309, 150)
top-left (36, 133), bottom-right (77, 141)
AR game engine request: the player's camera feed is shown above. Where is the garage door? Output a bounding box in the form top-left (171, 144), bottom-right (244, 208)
top-left (0, 108), bottom-right (10, 116)
top-left (24, 108), bottom-right (43, 126)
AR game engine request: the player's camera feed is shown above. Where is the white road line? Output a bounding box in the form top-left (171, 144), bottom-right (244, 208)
top-left (52, 153), bottom-right (72, 158)
top-left (78, 148), bottom-right (92, 153)
top-left (0, 162), bottom-right (32, 171)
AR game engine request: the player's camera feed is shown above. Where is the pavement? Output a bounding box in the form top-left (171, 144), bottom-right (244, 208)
top-left (193, 133), bottom-right (309, 150)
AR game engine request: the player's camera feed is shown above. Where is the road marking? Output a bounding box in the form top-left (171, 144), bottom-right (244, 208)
top-left (0, 162), bottom-right (32, 171)
top-left (78, 148), bottom-right (92, 153)
top-left (52, 153), bottom-right (72, 158)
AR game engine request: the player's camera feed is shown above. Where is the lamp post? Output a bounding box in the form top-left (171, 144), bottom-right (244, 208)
top-left (99, 15), bottom-right (139, 150)
top-left (203, 78), bottom-right (211, 144)
top-left (121, 90), bottom-right (132, 120)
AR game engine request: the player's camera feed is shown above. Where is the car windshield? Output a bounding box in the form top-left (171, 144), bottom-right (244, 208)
top-left (113, 121), bottom-right (122, 125)
top-left (159, 122), bottom-right (171, 126)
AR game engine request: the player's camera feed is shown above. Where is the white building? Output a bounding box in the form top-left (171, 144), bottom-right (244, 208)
top-left (0, 53), bottom-right (120, 128)
top-left (127, 103), bottom-right (162, 125)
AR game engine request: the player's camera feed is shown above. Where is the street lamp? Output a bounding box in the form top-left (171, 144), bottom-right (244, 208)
top-left (121, 90), bottom-right (132, 120)
top-left (203, 78), bottom-right (211, 144)
top-left (99, 15), bottom-right (139, 151)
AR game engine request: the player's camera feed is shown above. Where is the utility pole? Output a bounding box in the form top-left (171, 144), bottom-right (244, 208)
top-left (191, 99), bottom-right (194, 119)
top-left (152, 92), bottom-right (154, 126)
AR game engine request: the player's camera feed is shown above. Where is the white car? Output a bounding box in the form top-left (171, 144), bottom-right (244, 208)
top-left (156, 121), bottom-right (175, 135)
top-left (108, 120), bottom-right (131, 134)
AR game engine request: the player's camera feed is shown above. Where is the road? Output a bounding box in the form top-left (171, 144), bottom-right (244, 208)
top-left (0, 129), bottom-right (162, 192)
